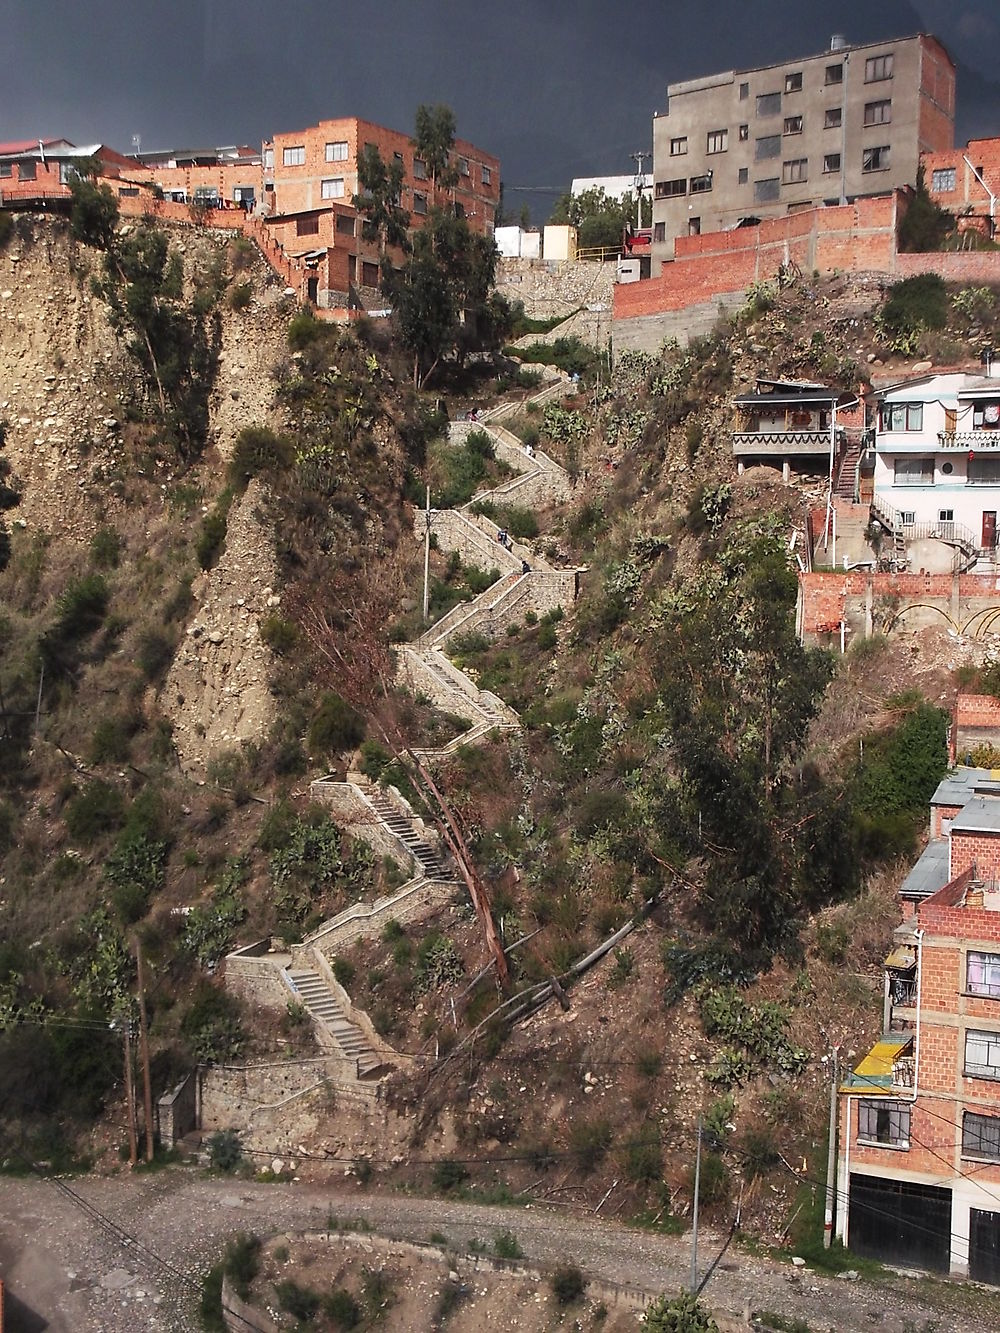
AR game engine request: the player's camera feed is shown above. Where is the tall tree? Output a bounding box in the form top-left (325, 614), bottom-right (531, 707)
top-left (352, 145), bottom-right (411, 253)
top-left (413, 103), bottom-right (459, 205)
top-left (549, 185), bottom-right (651, 248)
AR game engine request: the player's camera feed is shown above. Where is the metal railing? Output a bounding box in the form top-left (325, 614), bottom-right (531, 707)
top-left (870, 495), bottom-right (980, 558)
top-left (732, 428), bottom-right (842, 455)
top-left (893, 1055), bottom-right (916, 1089)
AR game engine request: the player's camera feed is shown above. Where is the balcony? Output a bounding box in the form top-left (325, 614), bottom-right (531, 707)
top-left (938, 431), bottom-right (1000, 450)
top-left (893, 1054), bottom-right (916, 1089)
top-left (732, 428), bottom-right (842, 457)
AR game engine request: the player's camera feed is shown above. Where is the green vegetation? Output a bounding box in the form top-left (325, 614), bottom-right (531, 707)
top-left (642, 1293), bottom-right (720, 1332)
top-left (548, 184), bottom-right (651, 249)
top-left (550, 1262), bottom-right (587, 1305)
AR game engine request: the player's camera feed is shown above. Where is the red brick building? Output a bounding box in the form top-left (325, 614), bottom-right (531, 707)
top-left (923, 137), bottom-right (1000, 240)
top-left (0, 139), bottom-right (137, 207)
top-left (263, 116), bottom-right (500, 238)
top-left (837, 769), bottom-right (1000, 1280)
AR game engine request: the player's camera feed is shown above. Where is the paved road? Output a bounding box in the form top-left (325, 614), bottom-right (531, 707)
top-left (1, 1170), bottom-right (998, 1332)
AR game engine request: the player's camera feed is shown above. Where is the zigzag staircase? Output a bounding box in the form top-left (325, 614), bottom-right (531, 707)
top-left (228, 379), bottom-right (579, 1081)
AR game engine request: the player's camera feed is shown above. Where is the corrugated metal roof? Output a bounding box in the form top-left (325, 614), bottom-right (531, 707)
top-left (930, 767), bottom-right (1000, 805)
top-left (840, 1036), bottom-right (911, 1093)
top-left (885, 944), bottom-right (916, 971)
top-left (900, 839), bottom-right (950, 900)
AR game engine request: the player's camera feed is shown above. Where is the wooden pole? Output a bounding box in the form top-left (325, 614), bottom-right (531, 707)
top-left (122, 1015), bottom-right (138, 1167)
top-left (135, 940), bottom-right (155, 1163)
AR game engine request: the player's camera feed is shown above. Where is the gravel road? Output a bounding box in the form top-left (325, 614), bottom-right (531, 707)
top-left (1, 1170), bottom-right (998, 1332)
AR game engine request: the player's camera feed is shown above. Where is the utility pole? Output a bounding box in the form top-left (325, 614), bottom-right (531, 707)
top-left (135, 939), bottom-right (155, 1163)
top-left (121, 1013), bottom-right (138, 1166)
top-left (422, 485), bottom-right (431, 622)
top-left (824, 1046), bottom-right (840, 1248)
top-left (690, 1114), bottom-right (703, 1292)
top-left (630, 151), bottom-right (650, 229)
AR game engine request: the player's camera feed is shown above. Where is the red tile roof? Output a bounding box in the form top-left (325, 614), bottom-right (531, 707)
top-left (0, 138), bottom-right (70, 156)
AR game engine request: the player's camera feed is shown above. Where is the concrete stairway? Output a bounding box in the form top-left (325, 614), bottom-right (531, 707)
top-left (359, 781), bottom-right (458, 879)
top-left (285, 967), bottom-right (387, 1077)
top-left (834, 437), bottom-right (863, 501)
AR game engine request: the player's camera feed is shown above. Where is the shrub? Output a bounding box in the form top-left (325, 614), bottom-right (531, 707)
top-left (550, 1262), bottom-right (586, 1305)
top-left (879, 273), bottom-right (948, 346)
top-left (288, 306), bottom-right (324, 349)
top-left (323, 1288), bottom-right (361, 1329)
top-left (228, 281), bottom-right (252, 311)
top-left (53, 573), bottom-right (110, 641)
top-left (63, 781), bottom-right (125, 844)
top-left (89, 713), bottom-right (137, 764)
top-left (136, 627), bottom-right (175, 680)
top-left (206, 1128), bottom-right (243, 1172)
top-left (196, 504), bottom-right (229, 570)
top-left (223, 1233), bottom-right (260, 1299)
top-left (689, 1150), bottom-right (729, 1205)
top-left (228, 425), bottom-right (295, 487)
top-left (432, 1158), bottom-right (469, 1193)
top-left (275, 1279), bottom-right (320, 1321)
top-left (623, 1132), bottom-right (663, 1185)
top-left (308, 692), bottom-right (365, 758)
top-left (331, 957), bottom-right (355, 987)
top-left (260, 615), bottom-right (299, 655)
top-left (569, 1117), bottom-right (612, 1173)
top-left (182, 985), bottom-right (245, 1064)
top-left (90, 526), bottom-right (123, 569)
top-left (493, 1228), bottom-right (523, 1260)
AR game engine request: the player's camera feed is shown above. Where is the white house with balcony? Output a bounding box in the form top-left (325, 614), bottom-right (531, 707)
top-left (872, 369), bottom-right (1000, 567)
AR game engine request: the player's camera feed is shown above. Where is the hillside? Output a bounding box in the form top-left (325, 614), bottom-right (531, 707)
top-left (4, 211), bottom-right (1000, 1294)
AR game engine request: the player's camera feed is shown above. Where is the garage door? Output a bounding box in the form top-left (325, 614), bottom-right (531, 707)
top-left (849, 1174), bottom-right (951, 1273)
top-left (971, 1208), bottom-right (1000, 1285)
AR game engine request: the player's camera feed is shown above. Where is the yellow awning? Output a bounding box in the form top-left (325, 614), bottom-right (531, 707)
top-left (884, 945), bottom-right (916, 971)
top-left (839, 1036), bottom-right (912, 1094)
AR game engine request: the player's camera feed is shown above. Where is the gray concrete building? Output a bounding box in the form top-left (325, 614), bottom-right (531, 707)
top-left (651, 33), bottom-right (955, 270)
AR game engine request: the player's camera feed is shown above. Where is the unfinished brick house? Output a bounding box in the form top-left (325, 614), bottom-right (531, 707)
top-left (837, 765), bottom-right (1000, 1280)
top-left (263, 116), bottom-right (500, 238)
top-left (923, 137), bottom-right (1000, 241)
top-left (0, 140), bottom-right (136, 207)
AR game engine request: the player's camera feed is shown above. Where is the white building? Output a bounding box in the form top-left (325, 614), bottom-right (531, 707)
top-left (571, 174), bottom-right (653, 202)
top-left (873, 368), bottom-right (1000, 560)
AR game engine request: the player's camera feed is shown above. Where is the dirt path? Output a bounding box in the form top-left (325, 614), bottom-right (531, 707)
top-left (1, 1172), bottom-right (999, 1332)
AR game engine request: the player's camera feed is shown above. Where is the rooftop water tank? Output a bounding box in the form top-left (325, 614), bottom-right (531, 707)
top-left (830, 34), bottom-right (848, 50)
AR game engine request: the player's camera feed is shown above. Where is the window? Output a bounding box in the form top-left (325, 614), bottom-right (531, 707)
top-left (931, 167), bottom-right (956, 193)
top-left (670, 137), bottom-right (688, 156)
top-left (968, 952), bottom-right (1000, 997)
top-left (964, 1112), bottom-right (1000, 1160)
top-left (413, 157), bottom-right (427, 180)
top-left (756, 92), bottom-right (782, 118)
top-left (688, 217), bottom-right (700, 236)
top-left (0, 162), bottom-right (11, 178)
top-left (824, 153), bottom-right (842, 174)
top-left (739, 81), bottom-right (749, 100)
top-left (782, 159), bottom-right (808, 184)
top-left (755, 135), bottom-right (781, 161)
top-left (738, 167), bottom-right (749, 185)
top-left (653, 221), bottom-right (665, 242)
top-left (325, 141), bottom-right (348, 162)
top-left (321, 178), bottom-right (345, 199)
top-left (965, 1028), bottom-right (1000, 1079)
top-left (970, 458), bottom-right (1000, 485)
top-left (858, 1099), bottom-right (910, 1147)
top-left (361, 260), bottom-right (379, 287)
top-left (296, 215), bottom-right (320, 236)
top-left (754, 178), bottom-right (780, 204)
top-left (784, 71), bottom-right (803, 93)
top-left (59, 162), bottom-right (81, 185)
top-left (939, 509), bottom-right (954, 523)
top-left (655, 178), bottom-right (687, 198)
top-left (739, 124), bottom-right (749, 142)
top-left (19, 160), bottom-right (36, 181)
top-left (824, 107), bottom-right (843, 129)
top-left (706, 129), bottom-right (728, 154)
top-left (282, 146), bottom-right (305, 166)
top-left (784, 116), bottom-right (803, 135)
top-left (973, 401), bottom-right (1000, 429)
top-left (882, 403), bottom-right (924, 431)
top-left (893, 458), bottom-right (934, 485)
top-left (118, 186), bottom-right (139, 198)
top-left (863, 145), bottom-right (891, 173)
top-left (826, 63), bottom-right (843, 85)
top-left (900, 511), bottom-right (916, 525)
top-left (865, 100), bottom-right (892, 126)
top-left (413, 191), bottom-right (427, 215)
top-left (458, 157), bottom-right (470, 176)
top-left (866, 53), bottom-right (894, 82)
top-left (689, 174), bottom-right (713, 194)
top-left (482, 165), bottom-right (491, 186)
top-left (263, 148), bottom-right (274, 170)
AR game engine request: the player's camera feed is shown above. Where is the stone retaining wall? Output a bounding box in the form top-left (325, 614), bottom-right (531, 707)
top-left (429, 509), bottom-right (519, 575)
top-left (305, 878), bottom-right (457, 955)
top-left (224, 942), bottom-right (294, 1010)
top-left (199, 1056), bottom-right (376, 1135)
top-left (308, 780), bottom-right (423, 876)
top-left (495, 257), bottom-right (615, 323)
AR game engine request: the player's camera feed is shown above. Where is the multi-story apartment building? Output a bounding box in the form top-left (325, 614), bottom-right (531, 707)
top-left (131, 145), bottom-right (262, 209)
top-left (871, 368), bottom-right (1000, 563)
top-left (838, 764), bottom-right (1000, 1282)
top-left (651, 34), bottom-right (955, 270)
top-left (263, 117), bottom-right (500, 238)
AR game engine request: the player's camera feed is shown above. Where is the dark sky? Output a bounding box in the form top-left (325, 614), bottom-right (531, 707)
top-left (2, 0), bottom-right (999, 218)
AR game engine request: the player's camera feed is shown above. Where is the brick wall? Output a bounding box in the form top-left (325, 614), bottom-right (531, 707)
top-left (799, 570), bottom-right (1000, 642)
top-left (616, 190), bottom-right (1000, 347)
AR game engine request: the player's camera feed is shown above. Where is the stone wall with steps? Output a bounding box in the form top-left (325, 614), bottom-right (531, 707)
top-left (303, 876), bottom-right (458, 955)
top-left (224, 941), bottom-right (295, 1010)
top-left (308, 778), bottom-right (442, 878)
